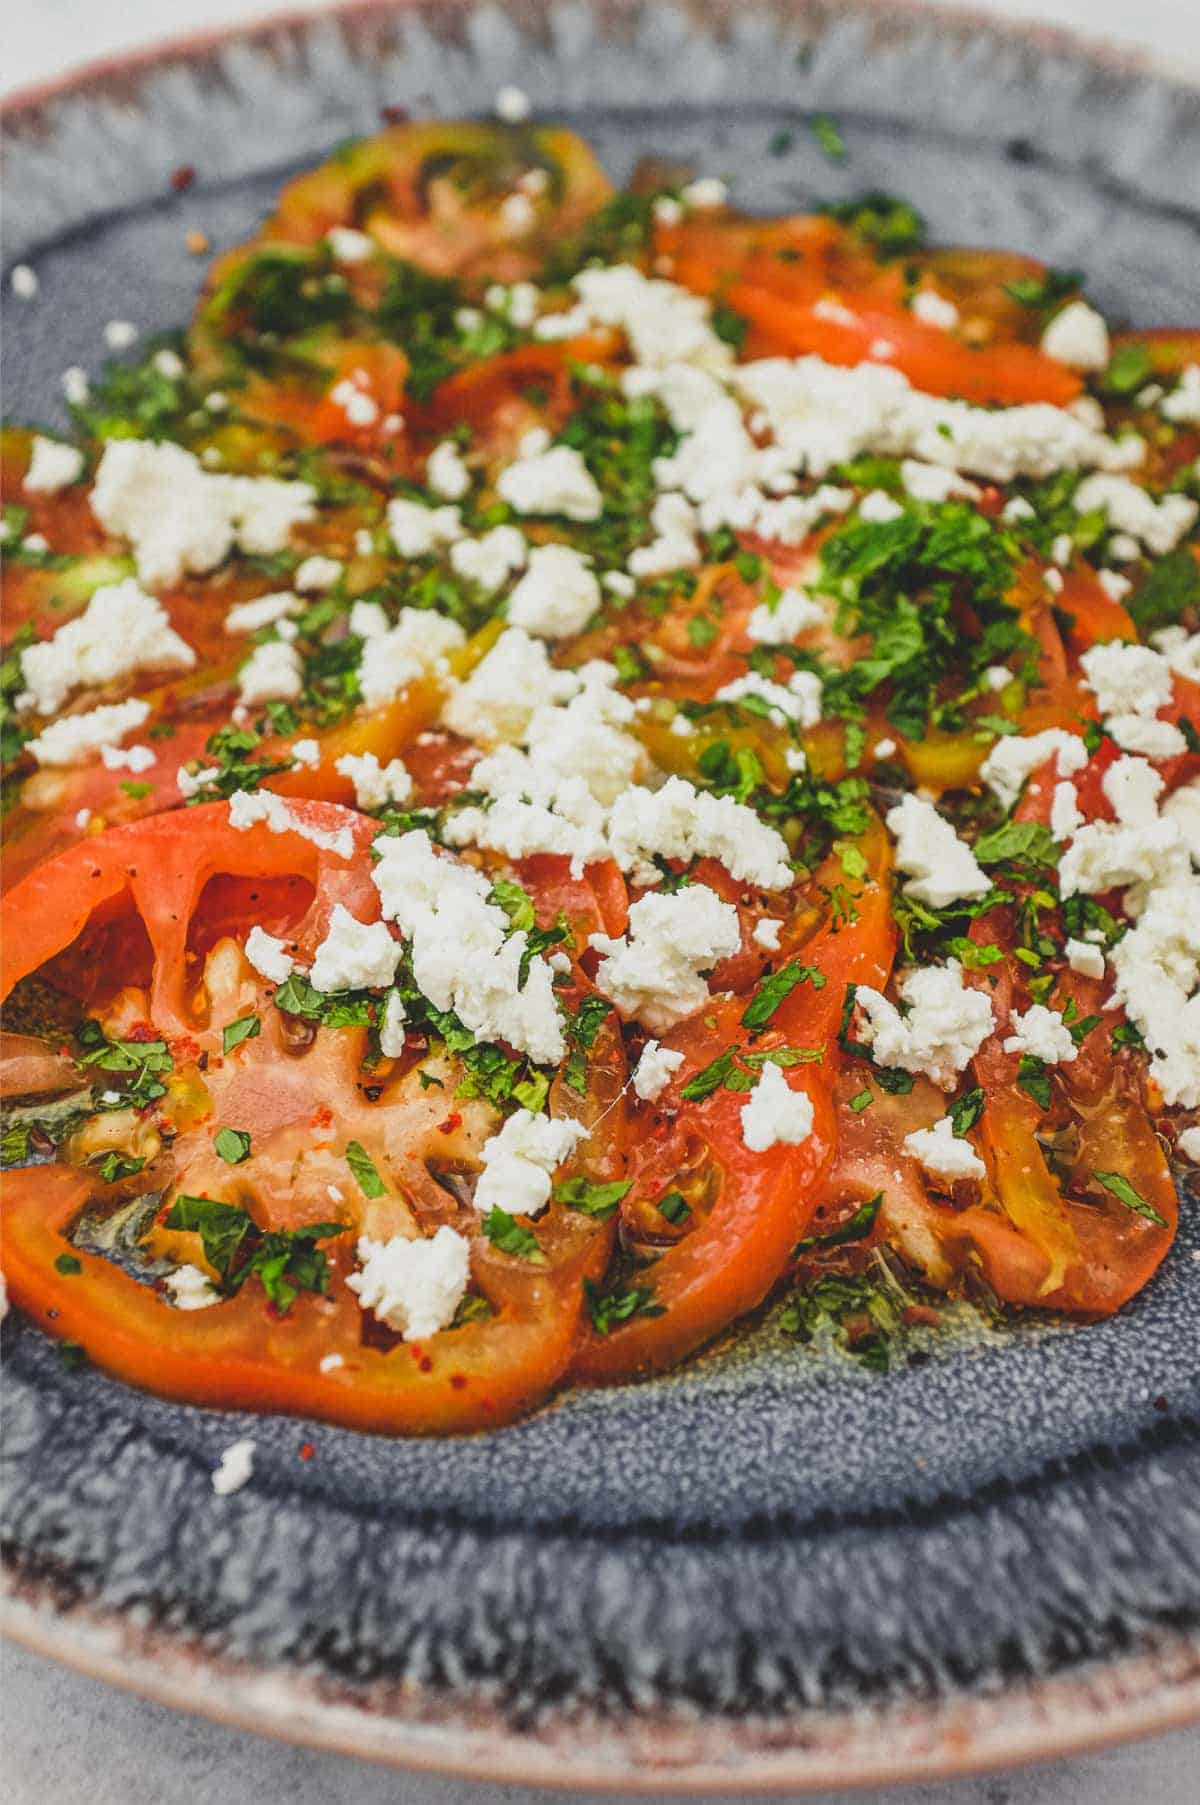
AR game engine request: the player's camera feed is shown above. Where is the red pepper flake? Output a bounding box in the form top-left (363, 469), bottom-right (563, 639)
top-left (449, 1374), bottom-right (467, 1390)
top-left (419, 1356), bottom-right (433, 1373)
top-left (170, 164), bottom-right (196, 192)
top-left (380, 103), bottom-right (409, 125)
top-left (299, 1441), bottom-right (315, 1461)
top-left (437, 1112), bottom-right (462, 1136)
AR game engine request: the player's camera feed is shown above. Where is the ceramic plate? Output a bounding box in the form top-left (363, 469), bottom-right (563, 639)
top-left (3, 1), bottom-right (1200, 1788)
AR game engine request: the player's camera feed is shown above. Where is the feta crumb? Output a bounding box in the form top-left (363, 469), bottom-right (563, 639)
top-left (1040, 300), bottom-right (1110, 371)
top-left (1177, 1125), bottom-right (1200, 1161)
top-left (18, 580), bottom-right (194, 716)
top-left (347, 1227), bottom-right (471, 1340)
top-left (1050, 780), bottom-right (1083, 841)
top-left (75, 808), bottom-right (92, 830)
top-left (740, 1061), bottom-right (814, 1152)
top-left (294, 554), bottom-right (343, 593)
top-left (237, 637), bottom-right (303, 705)
top-left (474, 1110), bottom-right (587, 1217)
top-left (1099, 568), bottom-right (1133, 602)
top-left (873, 737), bottom-right (897, 761)
top-left (427, 439), bottom-right (472, 500)
top-left (90, 440), bottom-right (315, 588)
top-left (385, 496), bottom-right (464, 557)
top-left (715, 668), bottom-right (823, 728)
top-left (980, 728), bottom-right (1088, 809)
top-left (1102, 754), bottom-right (1164, 827)
top-left (592, 885), bottom-right (742, 1032)
top-left (244, 925), bottom-right (295, 986)
top-left (1080, 638), bottom-right (1173, 721)
top-left (309, 903), bottom-right (400, 993)
top-left (753, 917), bottom-right (783, 951)
top-left (508, 542), bottom-right (600, 638)
top-left (681, 177), bottom-right (728, 210)
top-left (11, 264), bottom-right (39, 299)
top-left (1065, 937), bottom-right (1106, 979)
top-left (61, 366), bottom-right (90, 405)
top-left (899, 459), bottom-right (980, 504)
top-left (854, 963), bottom-right (995, 1089)
top-left (886, 794), bottom-right (990, 910)
top-left (151, 348), bottom-right (184, 379)
top-left (348, 599), bottom-right (388, 639)
top-left (911, 289), bottom-right (960, 330)
top-left (212, 1438), bottom-right (256, 1496)
top-left (902, 1115), bottom-right (985, 1181)
top-left (164, 1264), bottom-right (220, 1310)
top-left (100, 740), bottom-right (156, 774)
top-left (224, 590), bottom-right (301, 634)
top-left (857, 489), bottom-right (905, 524)
top-left (746, 586), bottom-right (824, 645)
top-left (500, 192), bottom-right (536, 238)
top-left (335, 750), bottom-right (413, 811)
top-left (329, 377), bottom-right (379, 427)
top-left (1074, 475), bottom-right (1198, 556)
top-left (23, 436), bottom-right (85, 494)
top-left (326, 226), bottom-right (373, 263)
top-left (632, 1040), bottom-right (686, 1102)
top-left (494, 85), bottom-right (531, 123)
top-left (358, 607), bottom-right (465, 710)
top-left (1162, 365), bottom-right (1200, 426)
top-left (608, 775), bottom-right (793, 890)
top-left (228, 789), bottom-right (354, 860)
top-left (319, 1351), bottom-right (346, 1372)
top-left (440, 626), bottom-right (576, 746)
top-left (449, 524), bottom-right (528, 592)
top-left (26, 697), bottom-right (151, 768)
top-left (103, 319), bottom-right (138, 351)
top-left (1003, 1004), bottom-right (1078, 1065)
top-left (497, 442), bottom-right (603, 521)
top-left (379, 989), bottom-right (408, 1058)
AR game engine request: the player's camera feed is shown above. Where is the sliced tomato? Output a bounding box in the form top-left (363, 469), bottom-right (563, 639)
top-left (1, 806), bottom-right (633, 1432)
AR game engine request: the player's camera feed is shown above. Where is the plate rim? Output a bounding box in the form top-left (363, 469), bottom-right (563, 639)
top-left (3, 0), bottom-right (1200, 1788)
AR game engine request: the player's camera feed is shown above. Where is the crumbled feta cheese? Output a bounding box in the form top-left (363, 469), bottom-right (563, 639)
top-left (23, 436), bottom-right (85, 494)
top-left (497, 441), bottom-right (603, 521)
top-left (294, 554), bottom-right (343, 593)
top-left (1102, 754), bottom-right (1164, 827)
top-left (326, 226), bottom-right (373, 263)
top-left (427, 439), bottom-right (472, 500)
top-left (681, 176), bottom-right (728, 210)
top-left (494, 85), bottom-right (532, 123)
top-left (1162, 365), bottom-right (1200, 425)
top-left (385, 496), bottom-right (464, 557)
top-left (100, 740), bottom-right (156, 773)
top-left (18, 579), bottom-right (194, 716)
top-left (473, 1110), bottom-right (587, 1217)
top-left (1107, 716), bottom-right (1188, 759)
top-left (440, 626), bottom-right (577, 745)
top-left (348, 598), bottom-right (388, 639)
top-left (309, 904), bottom-right (400, 993)
top-left (26, 697), bottom-right (151, 768)
top-left (347, 1227), bottom-right (471, 1340)
top-left (335, 750), bottom-right (413, 810)
top-left (1177, 1125), bottom-right (1200, 1161)
top-left (228, 788), bottom-right (354, 860)
top-left (319, 1350), bottom-right (346, 1372)
top-left (715, 668), bottom-right (823, 728)
top-left (1080, 638), bottom-right (1174, 728)
top-left (11, 264), bottom-right (39, 299)
top-left (1040, 300), bottom-right (1110, 371)
top-left (22, 533), bottom-right (50, 553)
top-left (244, 925), bottom-right (295, 986)
top-left (886, 794), bottom-right (990, 910)
top-left (1075, 475), bottom-right (1199, 557)
top-left (548, 264), bottom-right (733, 374)
top-left (164, 1264), bottom-right (220, 1310)
top-left (899, 459), bottom-right (980, 504)
top-left (1050, 781), bottom-right (1083, 841)
top-left (911, 289), bottom-right (960, 330)
top-left (591, 885), bottom-right (742, 1032)
top-left (1065, 937), bottom-right (1106, 979)
top-left (90, 440), bottom-right (316, 588)
top-left (378, 989), bottom-right (408, 1058)
top-left (854, 963), bottom-right (995, 1089)
top-left (653, 196), bottom-right (684, 227)
top-left (902, 1114), bottom-right (985, 1181)
top-left (608, 775), bottom-right (793, 890)
top-left (372, 830), bottom-right (565, 1062)
top-left (1098, 568), bottom-right (1133, 602)
top-left (237, 637), bottom-right (303, 705)
top-left (176, 764), bottom-right (219, 799)
top-left (753, 916), bottom-right (783, 951)
top-left (75, 808), bottom-right (91, 830)
top-left (61, 366), bottom-right (90, 405)
top-left (1163, 778), bottom-right (1200, 865)
top-left (857, 489), bottom-right (905, 523)
top-left (980, 728), bottom-right (1088, 809)
top-left (224, 590), bottom-right (301, 634)
top-left (740, 1060), bottom-right (814, 1152)
top-left (1003, 496), bottom-right (1036, 522)
top-left (627, 491), bottom-right (702, 579)
top-left (448, 525), bottom-right (527, 592)
top-left (499, 192), bottom-right (537, 238)
top-left (212, 1438), bottom-right (255, 1496)
top-left (103, 319), bottom-right (138, 351)
top-left (746, 586), bottom-right (824, 645)
top-left (289, 739), bottom-right (319, 769)
top-left (507, 542), bottom-right (600, 638)
top-left (329, 377), bottom-right (379, 427)
top-left (1059, 814), bottom-right (1190, 915)
top-left (632, 1040), bottom-right (686, 1102)
top-left (358, 608), bottom-right (465, 709)
top-left (1003, 1004), bottom-right (1077, 1065)
top-left (1107, 880), bottom-right (1200, 1106)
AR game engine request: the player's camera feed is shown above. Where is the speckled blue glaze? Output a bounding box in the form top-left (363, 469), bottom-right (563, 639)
top-left (3, 0), bottom-right (1200, 1769)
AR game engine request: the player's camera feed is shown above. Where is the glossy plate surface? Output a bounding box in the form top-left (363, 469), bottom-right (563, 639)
top-left (3, 1), bottom-right (1200, 1787)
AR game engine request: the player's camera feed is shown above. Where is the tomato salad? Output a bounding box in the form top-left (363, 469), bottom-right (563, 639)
top-left (3, 120), bottom-right (1199, 1433)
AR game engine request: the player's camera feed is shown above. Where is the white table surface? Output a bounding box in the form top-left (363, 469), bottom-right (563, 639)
top-left (3, 1), bottom-right (1199, 1800)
